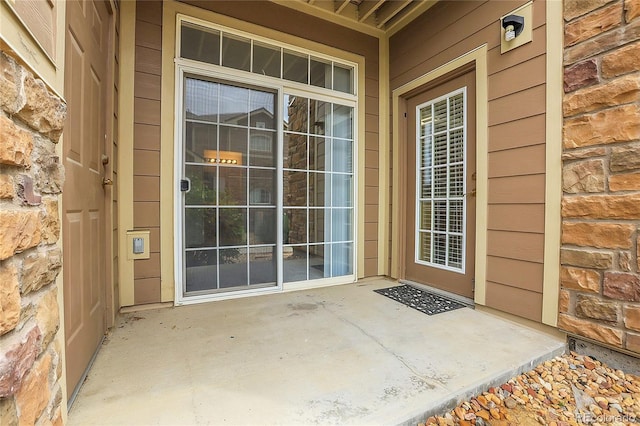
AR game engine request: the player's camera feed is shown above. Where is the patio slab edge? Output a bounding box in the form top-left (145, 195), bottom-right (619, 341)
top-left (394, 342), bottom-right (567, 426)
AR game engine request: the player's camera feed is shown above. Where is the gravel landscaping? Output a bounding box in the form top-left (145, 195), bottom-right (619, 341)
top-left (420, 352), bottom-right (640, 426)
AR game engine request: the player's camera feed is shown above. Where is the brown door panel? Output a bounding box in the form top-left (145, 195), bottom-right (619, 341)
top-left (404, 70), bottom-right (476, 298)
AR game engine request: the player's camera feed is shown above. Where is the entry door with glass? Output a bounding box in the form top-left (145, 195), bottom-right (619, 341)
top-left (404, 70), bottom-right (476, 298)
top-left (181, 76), bottom-right (278, 295)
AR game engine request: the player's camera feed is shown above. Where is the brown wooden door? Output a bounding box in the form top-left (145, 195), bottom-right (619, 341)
top-left (404, 70), bottom-right (476, 299)
top-left (63, 0), bottom-right (111, 399)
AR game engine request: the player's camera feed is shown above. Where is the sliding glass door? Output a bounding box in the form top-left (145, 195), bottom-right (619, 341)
top-left (181, 76), bottom-right (278, 295)
top-left (178, 73), bottom-right (355, 300)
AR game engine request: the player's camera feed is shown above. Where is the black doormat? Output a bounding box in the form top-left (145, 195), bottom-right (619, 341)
top-left (374, 284), bottom-right (466, 316)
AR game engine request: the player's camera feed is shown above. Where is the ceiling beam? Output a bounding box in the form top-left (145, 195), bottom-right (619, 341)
top-left (376, 0), bottom-right (413, 28)
top-left (358, 0), bottom-right (386, 22)
top-left (335, 0), bottom-right (351, 14)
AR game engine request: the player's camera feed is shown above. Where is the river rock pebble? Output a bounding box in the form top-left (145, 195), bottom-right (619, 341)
top-left (419, 352), bottom-right (640, 425)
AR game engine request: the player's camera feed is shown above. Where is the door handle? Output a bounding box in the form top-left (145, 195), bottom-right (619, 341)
top-left (102, 177), bottom-right (113, 186)
top-left (465, 188), bottom-right (476, 197)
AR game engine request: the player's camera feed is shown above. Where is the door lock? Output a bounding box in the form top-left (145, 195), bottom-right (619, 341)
top-left (102, 177), bottom-right (113, 186)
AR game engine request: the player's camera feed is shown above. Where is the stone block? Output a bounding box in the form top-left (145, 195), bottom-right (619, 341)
top-left (561, 248), bottom-right (613, 269)
top-left (563, 105), bottom-right (640, 149)
top-left (0, 326), bottom-right (41, 397)
top-left (576, 294), bottom-right (619, 322)
top-left (562, 159), bottom-right (605, 193)
top-left (40, 199), bottom-right (60, 244)
top-left (559, 289), bottom-right (571, 313)
top-left (609, 172), bottom-right (640, 191)
top-left (565, 2), bottom-right (623, 46)
top-left (0, 115), bottom-right (33, 167)
top-left (562, 147), bottom-right (606, 161)
top-left (638, 235), bottom-right (640, 270)
top-left (35, 287), bottom-right (59, 351)
top-left (624, 305), bottom-right (640, 331)
top-left (564, 18), bottom-right (640, 65)
top-left (17, 73), bottom-right (66, 142)
top-left (602, 41), bottom-right (640, 77)
top-left (604, 272), bottom-right (640, 301)
top-left (561, 266), bottom-right (602, 292)
top-left (563, 75), bottom-right (640, 117)
top-left (626, 332), bottom-right (640, 353)
top-left (34, 154), bottom-right (64, 195)
top-left (562, 193), bottom-right (640, 219)
top-left (15, 351), bottom-right (51, 426)
top-left (611, 143), bottom-right (640, 172)
top-left (0, 51), bottom-right (23, 114)
top-left (564, 0), bottom-right (617, 21)
top-left (561, 222), bottom-right (634, 248)
top-left (0, 175), bottom-right (14, 199)
top-left (0, 210), bottom-right (42, 261)
top-left (51, 405), bottom-right (63, 426)
top-left (627, 0), bottom-right (640, 22)
top-left (0, 261), bottom-right (20, 336)
top-left (564, 59), bottom-right (599, 92)
top-left (15, 174), bottom-right (41, 206)
top-left (53, 338), bottom-right (62, 381)
top-left (558, 313), bottom-right (623, 346)
top-left (619, 251), bottom-right (633, 271)
top-left (20, 247), bottom-right (62, 295)
top-left (0, 397), bottom-right (18, 426)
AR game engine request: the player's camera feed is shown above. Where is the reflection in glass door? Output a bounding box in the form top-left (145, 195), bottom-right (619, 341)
top-left (282, 94), bottom-right (354, 282)
top-left (181, 76), bottom-right (278, 295)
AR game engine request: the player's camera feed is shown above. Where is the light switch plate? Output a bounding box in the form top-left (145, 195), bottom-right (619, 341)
top-left (126, 230), bottom-right (150, 260)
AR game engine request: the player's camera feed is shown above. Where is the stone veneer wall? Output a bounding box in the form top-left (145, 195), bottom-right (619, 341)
top-left (0, 51), bottom-right (66, 424)
top-left (560, 0), bottom-right (640, 355)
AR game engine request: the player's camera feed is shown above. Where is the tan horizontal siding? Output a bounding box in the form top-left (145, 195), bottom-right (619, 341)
top-left (134, 202), bottom-right (160, 228)
top-left (133, 176), bottom-right (160, 203)
top-left (134, 253), bottom-right (161, 279)
top-left (487, 230), bottom-right (545, 263)
top-left (133, 277), bottom-right (161, 304)
top-left (133, 0), bottom-right (163, 304)
top-left (488, 204), bottom-right (545, 233)
top-left (134, 72), bottom-right (161, 100)
top-left (487, 26), bottom-right (547, 75)
top-left (488, 144), bottom-right (546, 178)
top-left (486, 282), bottom-right (543, 322)
top-left (133, 149), bottom-right (161, 176)
top-left (486, 256), bottom-right (544, 293)
top-left (489, 114), bottom-right (546, 152)
top-left (135, 46), bottom-right (162, 75)
top-left (134, 124), bottom-right (161, 151)
top-left (488, 175), bottom-right (546, 204)
top-left (488, 85), bottom-right (546, 126)
top-left (488, 55), bottom-right (546, 100)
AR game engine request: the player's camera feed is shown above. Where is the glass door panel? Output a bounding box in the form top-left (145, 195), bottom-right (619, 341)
top-left (182, 76), bottom-right (277, 295)
top-left (282, 94), bottom-right (354, 283)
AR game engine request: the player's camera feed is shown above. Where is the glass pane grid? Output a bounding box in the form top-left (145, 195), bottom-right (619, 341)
top-left (180, 21), bottom-right (355, 95)
top-left (416, 89), bottom-right (465, 272)
top-left (282, 93), bottom-right (354, 283)
top-left (180, 31), bottom-right (357, 295)
top-left (184, 79), bottom-right (283, 293)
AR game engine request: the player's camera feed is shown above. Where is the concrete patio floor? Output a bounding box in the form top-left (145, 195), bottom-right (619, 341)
top-left (68, 279), bottom-right (565, 425)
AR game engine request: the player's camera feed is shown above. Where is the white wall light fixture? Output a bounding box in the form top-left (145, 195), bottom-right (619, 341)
top-left (500, 1), bottom-right (533, 54)
top-left (502, 15), bottom-right (524, 42)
